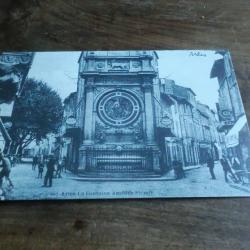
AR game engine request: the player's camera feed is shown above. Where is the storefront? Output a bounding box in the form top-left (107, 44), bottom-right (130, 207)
top-left (199, 142), bottom-right (211, 164)
top-left (63, 127), bottom-right (81, 173)
top-left (164, 137), bottom-right (183, 170)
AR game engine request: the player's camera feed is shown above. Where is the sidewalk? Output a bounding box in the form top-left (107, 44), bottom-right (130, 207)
top-left (3, 161), bottom-right (250, 200)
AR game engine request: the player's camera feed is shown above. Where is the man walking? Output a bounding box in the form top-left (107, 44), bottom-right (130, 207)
top-left (0, 150), bottom-right (14, 189)
top-left (43, 155), bottom-right (55, 187)
top-left (207, 153), bottom-right (216, 180)
top-left (55, 158), bottom-right (62, 178)
top-left (220, 154), bottom-right (238, 183)
top-left (32, 155), bottom-right (38, 171)
top-left (37, 156), bottom-right (44, 179)
top-left (62, 157), bottom-right (67, 173)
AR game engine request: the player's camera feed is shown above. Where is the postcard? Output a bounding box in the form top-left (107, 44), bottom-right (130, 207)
top-left (0, 50), bottom-right (250, 201)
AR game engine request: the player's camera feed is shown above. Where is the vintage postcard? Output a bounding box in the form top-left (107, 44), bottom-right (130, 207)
top-left (0, 50), bottom-right (250, 201)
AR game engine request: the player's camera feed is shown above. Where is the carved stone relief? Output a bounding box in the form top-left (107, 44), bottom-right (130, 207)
top-left (95, 60), bottom-right (105, 70)
top-left (107, 59), bottom-right (129, 71)
top-left (131, 60), bottom-right (142, 68)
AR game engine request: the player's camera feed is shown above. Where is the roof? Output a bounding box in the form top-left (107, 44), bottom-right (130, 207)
top-left (160, 78), bottom-right (196, 106)
top-left (172, 84), bottom-right (196, 100)
top-left (215, 50), bottom-right (229, 56)
top-left (63, 92), bottom-right (77, 104)
top-left (197, 102), bottom-right (210, 118)
top-left (78, 50), bottom-right (158, 62)
top-left (160, 92), bottom-right (175, 104)
top-left (186, 87), bottom-right (196, 96)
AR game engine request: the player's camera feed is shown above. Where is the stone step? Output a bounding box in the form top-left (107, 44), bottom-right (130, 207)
top-left (66, 171), bottom-right (170, 181)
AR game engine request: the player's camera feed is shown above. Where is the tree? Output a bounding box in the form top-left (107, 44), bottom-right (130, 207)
top-left (9, 78), bottom-right (63, 154)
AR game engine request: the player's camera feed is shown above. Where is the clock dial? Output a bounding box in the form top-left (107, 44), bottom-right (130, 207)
top-left (97, 90), bottom-right (140, 126)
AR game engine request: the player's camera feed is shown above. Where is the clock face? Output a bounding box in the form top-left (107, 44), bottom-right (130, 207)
top-left (97, 90), bottom-right (140, 126)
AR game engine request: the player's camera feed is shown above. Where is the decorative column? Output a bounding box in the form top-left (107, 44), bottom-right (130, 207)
top-left (83, 77), bottom-right (95, 145)
top-left (142, 77), bottom-right (161, 173)
top-left (79, 77), bottom-right (95, 172)
top-left (142, 78), bottom-right (155, 145)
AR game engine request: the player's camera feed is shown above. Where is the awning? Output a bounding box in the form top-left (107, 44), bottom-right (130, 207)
top-left (225, 115), bottom-right (248, 148)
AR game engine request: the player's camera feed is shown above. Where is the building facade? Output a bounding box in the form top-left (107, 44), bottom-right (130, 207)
top-left (58, 92), bottom-right (80, 172)
top-left (211, 51), bottom-right (245, 131)
top-left (0, 52), bottom-right (34, 152)
top-left (159, 79), bottom-right (199, 167)
top-left (211, 50), bottom-right (250, 163)
top-left (159, 79), bottom-right (222, 168)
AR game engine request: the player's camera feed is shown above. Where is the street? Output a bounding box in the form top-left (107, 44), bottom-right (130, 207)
top-left (3, 161), bottom-right (250, 200)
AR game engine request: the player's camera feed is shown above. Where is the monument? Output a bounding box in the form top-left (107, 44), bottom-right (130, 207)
top-left (76, 51), bottom-right (162, 176)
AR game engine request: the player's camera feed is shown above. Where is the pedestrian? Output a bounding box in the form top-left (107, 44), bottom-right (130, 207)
top-left (231, 156), bottom-right (244, 183)
top-left (0, 150), bottom-right (14, 189)
top-left (172, 159), bottom-right (179, 179)
top-left (43, 155), bottom-right (56, 187)
top-left (173, 159), bottom-right (185, 179)
top-left (55, 159), bottom-right (62, 178)
top-left (207, 153), bottom-right (216, 180)
top-left (32, 155), bottom-right (38, 170)
top-left (220, 154), bottom-right (239, 183)
top-left (37, 156), bottom-right (44, 179)
top-left (9, 155), bottom-right (15, 168)
top-left (62, 157), bottom-right (67, 173)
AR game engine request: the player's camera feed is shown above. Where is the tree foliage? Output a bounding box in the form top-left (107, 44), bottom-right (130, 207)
top-left (9, 78), bottom-right (63, 154)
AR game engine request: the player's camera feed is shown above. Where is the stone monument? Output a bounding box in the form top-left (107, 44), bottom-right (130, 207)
top-left (76, 51), bottom-right (161, 176)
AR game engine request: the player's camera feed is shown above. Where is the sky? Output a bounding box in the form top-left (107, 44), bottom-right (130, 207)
top-left (157, 50), bottom-right (222, 110)
top-left (28, 52), bottom-right (80, 100)
top-left (27, 50), bottom-right (222, 110)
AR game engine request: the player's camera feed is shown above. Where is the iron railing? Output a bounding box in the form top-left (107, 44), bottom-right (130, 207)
top-left (85, 147), bottom-right (153, 173)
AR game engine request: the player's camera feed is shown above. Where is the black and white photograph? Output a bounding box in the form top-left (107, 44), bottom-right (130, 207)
top-left (0, 50), bottom-right (250, 200)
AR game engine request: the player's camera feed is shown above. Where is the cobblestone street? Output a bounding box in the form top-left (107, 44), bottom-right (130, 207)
top-left (3, 161), bottom-right (250, 200)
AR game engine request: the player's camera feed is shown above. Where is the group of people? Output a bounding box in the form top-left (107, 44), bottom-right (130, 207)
top-left (0, 149), bottom-right (68, 192)
top-left (32, 154), bottom-right (66, 187)
top-left (172, 152), bottom-right (249, 184)
top-left (206, 152), bottom-right (247, 184)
